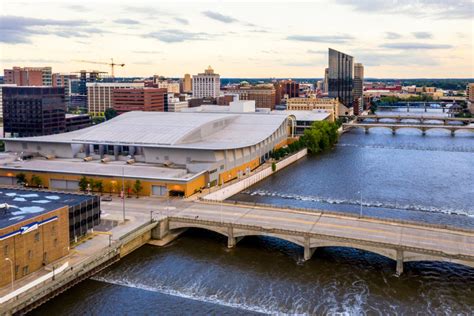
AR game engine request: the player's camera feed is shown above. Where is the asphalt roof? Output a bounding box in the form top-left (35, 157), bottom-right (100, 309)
top-left (0, 188), bottom-right (93, 229)
top-left (4, 111), bottom-right (288, 150)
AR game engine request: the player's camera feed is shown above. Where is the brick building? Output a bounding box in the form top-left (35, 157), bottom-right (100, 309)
top-left (275, 80), bottom-right (300, 105)
top-left (3, 67), bottom-right (52, 86)
top-left (223, 84), bottom-right (276, 109)
top-left (112, 87), bottom-right (167, 114)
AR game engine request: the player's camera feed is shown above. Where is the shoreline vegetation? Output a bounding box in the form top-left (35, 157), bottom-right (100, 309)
top-left (271, 121), bottom-right (340, 161)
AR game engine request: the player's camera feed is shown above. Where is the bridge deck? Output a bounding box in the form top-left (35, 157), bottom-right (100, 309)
top-left (167, 202), bottom-right (474, 260)
top-left (343, 123), bottom-right (474, 131)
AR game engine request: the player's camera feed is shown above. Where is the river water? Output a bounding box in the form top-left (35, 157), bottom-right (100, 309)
top-left (31, 114), bottom-right (474, 315)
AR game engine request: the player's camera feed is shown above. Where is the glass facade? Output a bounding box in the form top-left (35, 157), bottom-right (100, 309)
top-left (328, 48), bottom-right (353, 108)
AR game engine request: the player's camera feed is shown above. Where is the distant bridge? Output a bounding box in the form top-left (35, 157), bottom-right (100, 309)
top-left (356, 115), bottom-right (474, 125)
top-left (343, 122), bottom-right (474, 136)
top-left (151, 201), bottom-right (474, 276)
top-left (377, 101), bottom-right (461, 113)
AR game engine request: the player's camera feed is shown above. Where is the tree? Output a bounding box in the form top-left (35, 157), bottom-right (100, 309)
top-left (30, 174), bottom-right (43, 188)
top-left (104, 182), bottom-right (113, 196)
top-left (104, 108), bottom-right (118, 121)
top-left (132, 180), bottom-right (143, 198)
top-left (300, 121), bottom-right (339, 154)
top-left (16, 173), bottom-right (27, 186)
top-left (125, 181), bottom-right (132, 198)
top-left (93, 179), bottom-right (104, 195)
top-left (79, 176), bottom-right (89, 192)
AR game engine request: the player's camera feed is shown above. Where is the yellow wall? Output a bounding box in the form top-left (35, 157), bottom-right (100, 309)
top-left (219, 157), bottom-right (260, 184)
top-left (0, 170), bottom-right (207, 198)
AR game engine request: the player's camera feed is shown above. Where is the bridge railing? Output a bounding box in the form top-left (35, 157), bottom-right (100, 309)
top-left (197, 199), bottom-right (474, 234)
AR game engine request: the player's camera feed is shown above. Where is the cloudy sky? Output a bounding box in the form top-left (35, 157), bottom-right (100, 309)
top-left (0, 0), bottom-right (472, 78)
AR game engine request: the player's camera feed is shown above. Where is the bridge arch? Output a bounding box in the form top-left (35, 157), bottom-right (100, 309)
top-left (309, 240), bottom-right (398, 261)
top-left (233, 231), bottom-right (306, 248)
top-left (169, 222), bottom-right (229, 238)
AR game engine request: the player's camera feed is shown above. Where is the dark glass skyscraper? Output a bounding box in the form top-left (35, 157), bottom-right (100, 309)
top-left (328, 48), bottom-right (353, 109)
top-left (3, 86), bottom-right (66, 137)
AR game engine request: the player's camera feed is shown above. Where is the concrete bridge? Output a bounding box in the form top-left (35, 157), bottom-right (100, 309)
top-left (343, 122), bottom-right (474, 136)
top-left (151, 201), bottom-right (474, 276)
top-left (356, 115), bottom-right (474, 125)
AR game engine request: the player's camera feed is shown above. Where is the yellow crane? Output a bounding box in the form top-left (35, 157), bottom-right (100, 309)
top-left (74, 58), bottom-right (125, 78)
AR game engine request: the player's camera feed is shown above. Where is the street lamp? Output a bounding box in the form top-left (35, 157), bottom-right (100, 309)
top-left (122, 166), bottom-right (126, 222)
top-left (5, 258), bottom-right (13, 290)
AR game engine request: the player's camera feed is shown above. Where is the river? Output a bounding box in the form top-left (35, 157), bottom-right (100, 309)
top-left (30, 116), bottom-right (474, 315)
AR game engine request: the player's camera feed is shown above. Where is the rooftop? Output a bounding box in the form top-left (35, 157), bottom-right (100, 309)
top-left (0, 188), bottom-right (94, 229)
top-left (1, 159), bottom-right (200, 182)
top-left (4, 111), bottom-right (287, 150)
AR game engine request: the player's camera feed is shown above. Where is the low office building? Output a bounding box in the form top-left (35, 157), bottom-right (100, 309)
top-left (0, 188), bottom-right (100, 287)
top-left (1, 111), bottom-right (289, 196)
top-left (223, 84), bottom-right (276, 109)
top-left (3, 86), bottom-right (66, 137)
top-left (65, 114), bottom-right (92, 132)
top-left (112, 87), bottom-right (167, 114)
top-left (87, 82), bottom-right (144, 116)
top-left (286, 97), bottom-right (341, 121)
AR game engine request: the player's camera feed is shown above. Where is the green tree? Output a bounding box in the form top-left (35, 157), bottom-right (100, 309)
top-left (104, 182), bottom-right (113, 196)
top-left (30, 174), bottom-right (43, 188)
top-left (93, 179), bottom-right (104, 195)
top-left (104, 108), bottom-right (118, 120)
top-left (79, 176), bottom-right (89, 192)
top-left (300, 121), bottom-right (339, 154)
top-left (16, 173), bottom-right (27, 186)
top-left (132, 180), bottom-right (143, 198)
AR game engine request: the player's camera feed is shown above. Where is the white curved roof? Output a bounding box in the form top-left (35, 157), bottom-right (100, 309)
top-left (7, 111), bottom-right (287, 150)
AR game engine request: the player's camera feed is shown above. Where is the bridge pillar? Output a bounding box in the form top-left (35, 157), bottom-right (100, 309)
top-left (303, 236), bottom-right (315, 261)
top-left (421, 129), bottom-right (426, 136)
top-left (365, 127), bottom-right (369, 134)
top-left (391, 127), bottom-right (396, 135)
top-left (451, 129), bottom-right (455, 137)
top-left (151, 219), bottom-right (169, 240)
top-left (227, 226), bottom-right (236, 248)
top-left (396, 249), bottom-right (404, 276)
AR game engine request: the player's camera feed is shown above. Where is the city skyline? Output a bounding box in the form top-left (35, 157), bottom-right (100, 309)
top-left (0, 0), bottom-right (473, 78)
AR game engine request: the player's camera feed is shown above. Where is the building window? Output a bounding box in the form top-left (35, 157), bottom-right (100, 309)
top-left (28, 250), bottom-right (33, 259)
top-left (15, 265), bottom-right (19, 274)
top-left (51, 225), bottom-right (56, 235)
top-left (22, 266), bottom-right (29, 276)
top-left (4, 245), bottom-right (8, 256)
top-left (54, 238), bottom-right (58, 247)
top-left (34, 232), bottom-right (40, 242)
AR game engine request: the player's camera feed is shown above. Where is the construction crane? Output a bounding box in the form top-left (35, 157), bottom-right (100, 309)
top-left (74, 58), bottom-right (125, 78)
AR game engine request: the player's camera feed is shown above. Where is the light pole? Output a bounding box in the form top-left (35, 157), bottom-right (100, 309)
top-left (150, 210), bottom-right (154, 223)
top-left (5, 258), bottom-right (13, 291)
top-left (122, 166), bottom-right (125, 222)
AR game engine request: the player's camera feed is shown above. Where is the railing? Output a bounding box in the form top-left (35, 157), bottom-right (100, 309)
top-left (166, 215), bottom-right (474, 260)
top-left (198, 199), bottom-right (474, 234)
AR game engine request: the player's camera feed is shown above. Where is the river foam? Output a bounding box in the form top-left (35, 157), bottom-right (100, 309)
top-left (241, 189), bottom-right (474, 218)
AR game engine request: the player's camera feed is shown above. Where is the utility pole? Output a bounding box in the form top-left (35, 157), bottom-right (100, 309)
top-left (122, 167), bottom-right (125, 222)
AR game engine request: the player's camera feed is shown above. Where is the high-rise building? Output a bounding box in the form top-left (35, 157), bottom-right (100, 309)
top-left (275, 80), bottom-right (300, 105)
top-left (0, 84), bottom-right (17, 118)
top-left (52, 73), bottom-right (78, 111)
top-left (323, 68), bottom-right (329, 93)
top-left (3, 66), bottom-right (52, 86)
top-left (182, 73), bottom-right (192, 93)
top-left (467, 83), bottom-right (474, 114)
top-left (3, 86), bottom-right (66, 137)
top-left (87, 82), bottom-right (144, 116)
top-left (112, 87), bottom-right (167, 114)
top-left (353, 63), bottom-right (364, 115)
top-left (192, 66), bottom-right (220, 98)
top-left (328, 48), bottom-right (353, 109)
